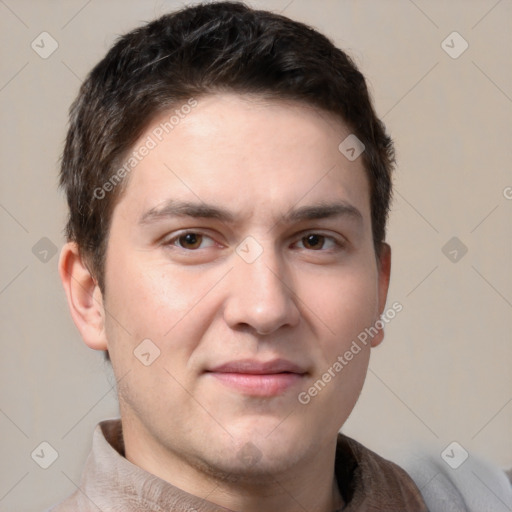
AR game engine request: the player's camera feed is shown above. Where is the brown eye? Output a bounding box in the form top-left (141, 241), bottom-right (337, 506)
top-left (302, 234), bottom-right (325, 250)
top-left (177, 233), bottom-right (203, 249)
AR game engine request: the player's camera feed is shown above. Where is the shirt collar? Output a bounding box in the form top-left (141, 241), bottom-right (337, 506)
top-left (75, 418), bottom-right (426, 512)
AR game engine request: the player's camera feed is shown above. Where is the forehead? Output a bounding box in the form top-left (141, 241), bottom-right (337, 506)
top-left (114, 93), bottom-right (371, 226)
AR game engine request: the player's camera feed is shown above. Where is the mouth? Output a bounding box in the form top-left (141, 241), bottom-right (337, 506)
top-left (205, 359), bottom-right (308, 397)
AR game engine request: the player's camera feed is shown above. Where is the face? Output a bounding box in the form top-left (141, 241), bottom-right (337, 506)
top-left (98, 93), bottom-right (390, 478)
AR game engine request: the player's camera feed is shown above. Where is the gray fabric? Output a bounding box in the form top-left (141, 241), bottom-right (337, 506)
top-left (403, 451), bottom-right (512, 512)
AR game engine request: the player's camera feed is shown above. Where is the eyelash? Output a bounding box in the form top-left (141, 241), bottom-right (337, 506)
top-left (164, 230), bottom-right (345, 252)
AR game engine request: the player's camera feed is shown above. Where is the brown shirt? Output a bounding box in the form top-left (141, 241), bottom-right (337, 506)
top-left (50, 419), bottom-right (427, 511)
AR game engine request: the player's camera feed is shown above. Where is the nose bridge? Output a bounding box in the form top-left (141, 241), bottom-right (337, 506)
top-left (242, 248), bottom-right (285, 299)
top-left (224, 237), bottom-right (299, 334)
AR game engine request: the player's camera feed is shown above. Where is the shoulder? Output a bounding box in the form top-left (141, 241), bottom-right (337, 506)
top-left (399, 448), bottom-right (512, 512)
top-left (45, 490), bottom-right (83, 512)
top-left (45, 420), bottom-right (123, 512)
top-left (336, 434), bottom-right (428, 510)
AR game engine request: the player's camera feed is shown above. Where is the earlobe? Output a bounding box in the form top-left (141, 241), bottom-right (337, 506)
top-left (58, 242), bottom-right (108, 351)
top-left (371, 242), bottom-right (392, 348)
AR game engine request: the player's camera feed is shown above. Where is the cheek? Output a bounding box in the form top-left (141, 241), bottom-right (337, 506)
top-left (297, 262), bottom-right (379, 347)
top-left (102, 251), bottom-right (222, 370)
top-left (295, 335), bottom-right (370, 437)
top-left (102, 259), bottom-right (209, 423)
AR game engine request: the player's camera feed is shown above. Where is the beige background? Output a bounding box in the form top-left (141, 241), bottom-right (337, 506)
top-left (1, 0), bottom-right (511, 510)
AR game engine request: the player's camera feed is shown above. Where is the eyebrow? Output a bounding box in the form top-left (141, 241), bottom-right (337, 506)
top-left (138, 199), bottom-right (363, 226)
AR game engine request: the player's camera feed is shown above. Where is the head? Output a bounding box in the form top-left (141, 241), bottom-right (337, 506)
top-left (59, 0), bottom-right (393, 485)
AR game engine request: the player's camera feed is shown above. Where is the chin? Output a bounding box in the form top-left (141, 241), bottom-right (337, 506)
top-left (197, 447), bottom-right (300, 484)
top-left (220, 425), bottom-right (307, 474)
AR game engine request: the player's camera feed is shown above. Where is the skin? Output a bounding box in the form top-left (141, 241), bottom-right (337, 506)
top-left (60, 93), bottom-right (391, 512)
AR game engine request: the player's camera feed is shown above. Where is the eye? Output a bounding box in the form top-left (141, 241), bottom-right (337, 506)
top-left (295, 233), bottom-right (340, 251)
top-left (167, 231), bottom-right (216, 250)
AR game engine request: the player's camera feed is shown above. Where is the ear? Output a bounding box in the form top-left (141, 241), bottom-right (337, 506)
top-left (59, 242), bottom-right (108, 351)
top-left (371, 242), bottom-right (391, 348)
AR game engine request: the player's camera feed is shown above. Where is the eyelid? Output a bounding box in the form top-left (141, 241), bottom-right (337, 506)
top-left (292, 230), bottom-right (346, 250)
top-left (164, 229), bottom-right (219, 249)
top-left (295, 228), bottom-right (345, 241)
top-left (162, 228), bottom-right (347, 251)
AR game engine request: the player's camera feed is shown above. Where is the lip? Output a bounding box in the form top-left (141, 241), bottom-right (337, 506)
top-left (206, 358), bottom-right (308, 397)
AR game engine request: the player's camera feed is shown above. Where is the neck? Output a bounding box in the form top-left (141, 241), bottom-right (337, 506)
top-left (121, 417), bottom-right (344, 512)
top-left (192, 464), bottom-right (345, 512)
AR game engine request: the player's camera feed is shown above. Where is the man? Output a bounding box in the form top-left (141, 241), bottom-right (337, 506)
top-left (54, 2), bottom-right (439, 510)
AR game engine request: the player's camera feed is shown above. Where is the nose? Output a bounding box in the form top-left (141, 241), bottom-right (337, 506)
top-left (222, 245), bottom-right (300, 336)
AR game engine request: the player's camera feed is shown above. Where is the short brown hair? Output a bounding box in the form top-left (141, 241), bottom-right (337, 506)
top-left (60, 1), bottom-right (394, 292)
